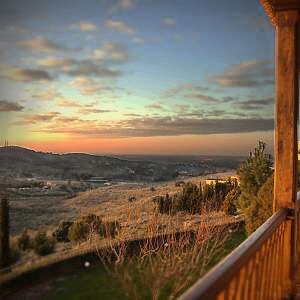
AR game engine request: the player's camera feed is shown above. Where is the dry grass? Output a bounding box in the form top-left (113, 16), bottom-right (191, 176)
top-left (96, 206), bottom-right (231, 300)
top-left (9, 171), bottom-right (234, 236)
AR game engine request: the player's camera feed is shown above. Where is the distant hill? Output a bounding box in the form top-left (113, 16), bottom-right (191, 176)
top-left (0, 146), bottom-right (243, 182)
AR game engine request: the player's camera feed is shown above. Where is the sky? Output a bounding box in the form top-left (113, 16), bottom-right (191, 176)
top-left (0, 0), bottom-right (275, 155)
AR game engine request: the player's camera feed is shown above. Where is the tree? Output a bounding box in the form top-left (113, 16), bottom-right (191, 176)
top-left (223, 187), bottom-right (240, 216)
top-left (245, 175), bottom-right (274, 235)
top-left (0, 193), bottom-right (10, 267)
top-left (237, 141), bottom-right (273, 211)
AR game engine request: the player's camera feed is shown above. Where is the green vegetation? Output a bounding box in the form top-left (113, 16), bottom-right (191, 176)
top-left (237, 141), bottom-right (272, 211)
top-left (67, 214), bottom-right (120, 243)
top-left (33, 231), bottom-right (55, 256)
top-left (154, 180), bottom-right (238, 215)
top-left (237, 141), bottom-right (273, 235)
top-left (0, 193), bottom-right (10, 267)
top-left (68, 221), bottom-right (90, 243)
top-left (17, 229), bottom-right (31, 251)
top-left (223, 186), bottom-right (240, 216)
top-left (244, 175), bottom-right (273, 234)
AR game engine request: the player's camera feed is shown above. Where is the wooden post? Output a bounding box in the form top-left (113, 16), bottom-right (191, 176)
top-left (273, 5), bottom-right (299, 298)
top-left (274, 9), bottom-right (298, 211)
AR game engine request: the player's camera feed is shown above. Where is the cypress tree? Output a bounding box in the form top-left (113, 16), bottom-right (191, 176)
top-left (0, 193), bottom-right (10, 268)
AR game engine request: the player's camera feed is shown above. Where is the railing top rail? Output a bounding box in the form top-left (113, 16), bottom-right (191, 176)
top-left (180, 207), bottom-right (288, 300)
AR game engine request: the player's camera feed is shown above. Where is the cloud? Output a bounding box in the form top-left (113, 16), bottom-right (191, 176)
top-left (69, 77), bottom-right (104, 95)
top-left (79, 21), bottom-right (98, 31)
top-left (106, 19), bottom-right (136, 35)
top-left (185, 93), bottom-right (219, 104)
top-left (6, 68), bottom-right (53, 82)
top-left (57, 98), bottom-right (82, 108)
top-left (234, 97), bottom-right (274, 110)
top-left (31, 88), bottom-right (61, 101)
top-left (15, 112), bottom-right (60, 125)
top-left (222, 96), bottom-right (235, 102)
top-left (37, 56), bottom-right (120, 78)
top-left (94, 42), bottom-right (129, 62)
top-left (163, 17), bottom-right (175, 27)
top-left (132, 37), bottom-right (144, 44)
top-left (69, 21), bottom-right (98, 32)
top-left (17, 36), bottom-right (68, 52)
top-left (0, 100), bottom-right (24, 112)
top-left (108, 0), bottom-right (136, 12)
top-left (78, 108), bottom-right (115, 114)
top-left (208, 59), bottom-right (274, 88)
top-left (162, 83), bottom-right (210, 98)
top-left (63, 59), bottom-right (120, 77)
top-left (145, 103), bottom-right (166, 110)
top-left (37, 56), bottom-right (76, 68)
top-left (33, 116), bottom-right (274, 137)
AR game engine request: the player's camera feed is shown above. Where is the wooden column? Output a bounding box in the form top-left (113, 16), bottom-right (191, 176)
top-left (274, 9), bottom-right (299, 211)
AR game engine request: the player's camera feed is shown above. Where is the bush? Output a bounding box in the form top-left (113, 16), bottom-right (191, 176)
top-left (53, 221), bottom-right (73, 242)
top-left (81, 214), bottom-right (102, 231)
top-left (100, 221), bottom-right (121, 238)
top-left (154, 181), bottom-right (236, 215)
top-left (33, 231), bottom-right (55, 256)
top-left (68, 221), bottom-right (90, 243)
top-left (128, 196), bottom-right (136, 202)
top-left (9, 242), bottom-right (21, 264)
top-left (17, 230), bottom-right (31, 251)
top-left (223, 187), bottom-right (240, 216)
top-left (245, 175), bottom-right (273, 235)
top-left (153, 194), bottom-right (174, 214)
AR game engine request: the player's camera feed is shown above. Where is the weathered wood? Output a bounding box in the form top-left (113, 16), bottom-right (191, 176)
top-left (274, 9), bottom-right (298, 210)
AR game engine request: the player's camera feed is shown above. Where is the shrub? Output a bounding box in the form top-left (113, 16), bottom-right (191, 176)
top-left (153, 194), bottom-right (174, 214)
top-left (245, 175), bottom-right (273, 235)
top-left (53, 221), bottom-right (73, 242)
top-left (223, 187), bottom-right (240, 216)
top-left (175, 182), bottom-right (203, 213)
top-left (68, 221), bottom-right (90, 243)
top-left (33, 231), bottom-right (55, 256)
top-left (81, 214), bottom-right (103, 235)
top-left (154, 181), bottom-right (236, 215)
top-left (9, 242), bottom-right (21, 264)
top-left (128, 196), bottom-right (136, 202)
top-left (100, 221), bottom-right (121, 238)
top-left (17, 230), bottom-right (31, 251)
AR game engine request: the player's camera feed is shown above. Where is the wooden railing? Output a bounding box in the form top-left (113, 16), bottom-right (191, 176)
top-left (180, 207), bottom-right (294, 300)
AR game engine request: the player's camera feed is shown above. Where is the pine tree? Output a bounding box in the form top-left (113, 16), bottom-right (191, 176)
top-left (237, 141), bottom-right (273, 211)
top-left (0, 193), bottom-right (10, 267)
top-left (245, 175), bottom-right (274, 234)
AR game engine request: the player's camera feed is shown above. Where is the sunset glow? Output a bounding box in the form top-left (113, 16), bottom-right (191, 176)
top-left (0, 0), bottom-right (275, 155)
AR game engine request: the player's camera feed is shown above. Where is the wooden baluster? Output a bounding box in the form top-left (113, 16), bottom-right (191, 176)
top-left (235, 266), bottom-right (246, 300)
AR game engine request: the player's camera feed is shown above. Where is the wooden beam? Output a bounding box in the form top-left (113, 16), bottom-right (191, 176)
top-left (274, 9), bottom-right (299, 210)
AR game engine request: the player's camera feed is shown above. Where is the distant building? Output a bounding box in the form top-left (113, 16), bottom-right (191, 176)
top-left (205, 175), bottom-right (240, 186)
top-left (205, 179), bottom-right (226, 185)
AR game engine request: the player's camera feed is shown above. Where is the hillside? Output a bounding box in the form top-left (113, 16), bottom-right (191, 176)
top-left (0, 146), bottom-right (243, 182)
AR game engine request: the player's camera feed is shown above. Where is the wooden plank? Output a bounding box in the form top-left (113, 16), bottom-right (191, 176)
top-left (274, 9), bottom-right (299, 210)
